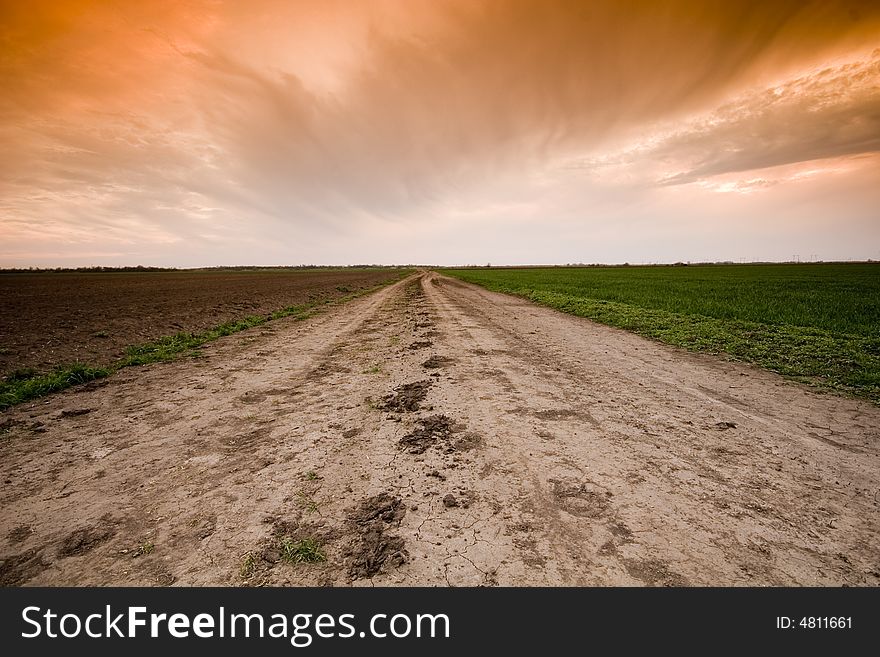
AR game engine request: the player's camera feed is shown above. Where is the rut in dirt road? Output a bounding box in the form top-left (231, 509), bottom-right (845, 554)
top-left (1, 272), bottom-right (878, 586)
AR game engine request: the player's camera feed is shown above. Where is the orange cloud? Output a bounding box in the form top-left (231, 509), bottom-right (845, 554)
top-left (1, 1), bottom-right (879, 265)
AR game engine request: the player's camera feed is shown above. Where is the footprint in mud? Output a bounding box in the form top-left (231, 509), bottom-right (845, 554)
top-left (508, 521), bottom-right (547, 567)
top-left (7, 525), bottom-right (32, 544)
top-left (305, 363), bottom-right (337, 382)
top-left (451, 432), bottom-right (483, 452)
top-left (223, 426), bottom-right (272, 450)
top-left (238, 391), bottom-right (267, 404)
top-left (345, 493), bottom-right (408, 580)
top-left (59, 408), bottom-right (93, 418)
top-left (379, 380), bottom-right (432, 413)
top-left (0, 549), bottom-right (50, 586)
top-left (623, 558), bottom-right (689, 587)
top-left (533, 409), bottom-right (580, 421)
top-left (625, 472), bottom-right (646, 485)
top-left (58, 524), bottom-right (116, 558)
top-left (597, 520), bottom-right (635, 556)
top-left (153, 571), bottom-right (177, 586)
top-left (550, 479), bottom-right (612, 518)
top-left (189, 513), bottom-right (217, 540)
top-left (422, 355), bottom-right (454, 369)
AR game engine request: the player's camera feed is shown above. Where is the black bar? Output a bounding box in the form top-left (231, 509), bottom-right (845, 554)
top-left (0, 587), bottom-right (875, 654)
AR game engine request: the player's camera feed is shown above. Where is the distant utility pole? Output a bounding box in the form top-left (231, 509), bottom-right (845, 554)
top-left (793, 254), bottom-right (800, 263)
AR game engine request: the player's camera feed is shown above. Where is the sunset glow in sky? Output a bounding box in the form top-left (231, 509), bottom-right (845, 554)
top-left (2, 0), bottom-right (879, 266)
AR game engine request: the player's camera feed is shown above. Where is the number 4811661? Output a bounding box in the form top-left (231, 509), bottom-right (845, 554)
top-left (777, 617), bottom-right (852, 629)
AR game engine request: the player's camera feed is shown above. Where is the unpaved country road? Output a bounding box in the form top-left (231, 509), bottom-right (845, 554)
top-left (2, 272), bottom-right (879, 586)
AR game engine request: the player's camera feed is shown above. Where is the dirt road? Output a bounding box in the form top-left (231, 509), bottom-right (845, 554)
top-left (2, 272), bottom-right (878, 586)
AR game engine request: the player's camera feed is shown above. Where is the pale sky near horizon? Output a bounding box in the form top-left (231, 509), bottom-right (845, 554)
top-left (1, 0), bottom-right (879, 267)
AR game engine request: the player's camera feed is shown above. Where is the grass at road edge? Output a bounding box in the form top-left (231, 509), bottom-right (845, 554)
top-left (0, 272), bottom-right (412, 411)
top-left (442, 270), bottom-right (880, 404)
top-left (0, 363), bottom-right (112, 411)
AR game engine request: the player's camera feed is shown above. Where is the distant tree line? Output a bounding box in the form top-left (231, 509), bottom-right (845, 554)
top-left (0, 265), bottom-right (172, 273)
top-left (0, 264), bottom-right (409, 273)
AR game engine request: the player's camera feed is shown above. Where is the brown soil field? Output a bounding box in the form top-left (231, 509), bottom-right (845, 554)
top-left (1, 271), bottom-right (878, 586)
top-left (0, 268), bottom-right (406, 374)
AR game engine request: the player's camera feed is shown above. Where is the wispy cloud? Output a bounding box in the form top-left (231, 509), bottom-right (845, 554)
top-left (565, 50), bottom-right (880, 189)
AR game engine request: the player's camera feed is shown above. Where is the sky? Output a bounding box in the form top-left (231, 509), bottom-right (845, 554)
top-left (1, 0), bottom-right (879, 267)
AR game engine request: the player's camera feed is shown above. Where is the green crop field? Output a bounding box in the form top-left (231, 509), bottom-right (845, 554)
top-left (443, 264), bottom-right (880, 403)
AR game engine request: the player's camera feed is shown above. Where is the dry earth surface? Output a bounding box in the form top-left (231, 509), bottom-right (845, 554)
top-left (1, 271), bottom-right (878, 586)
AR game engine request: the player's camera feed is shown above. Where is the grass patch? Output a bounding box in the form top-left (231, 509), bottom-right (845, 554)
top-left (240, 553), bottom-right (257, 579)
top-left (1, 363), bottom-right (110, 410)
top-left (279, 537), bottom-right (326, 564)
top-left (120, 313), bottom-right (283, 367)
top-left (0, 272), bottom-right (412, 411)
top-left (296, 491), bottom-right (319, 514)
top-left (444, 264), bottom-right (880, 404)
top-left (133, 541), bottom-right (154, 557)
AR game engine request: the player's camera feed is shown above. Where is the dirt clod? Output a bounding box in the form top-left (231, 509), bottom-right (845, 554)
top-left (345, 493), bottom-right (408, 579)
top-left (347, 529), bottom-right (408, 579)
top-left (398, 414), bottom-right (457, 454)
top-left (443, 494), bottom-right (459, 508)
top-left (379, 380), bottom-right (432, 413)
top-left (349, 493), bottom-right (406, 526)
top-left (715, 421), bottom-right (737, 430)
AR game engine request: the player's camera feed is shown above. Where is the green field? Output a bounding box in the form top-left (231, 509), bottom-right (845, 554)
top-left (443, 264), bottom-right (880, 403)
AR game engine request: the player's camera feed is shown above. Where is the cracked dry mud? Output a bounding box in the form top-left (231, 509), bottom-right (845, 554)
top-left (1, 272), bottom-right (879, 586)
